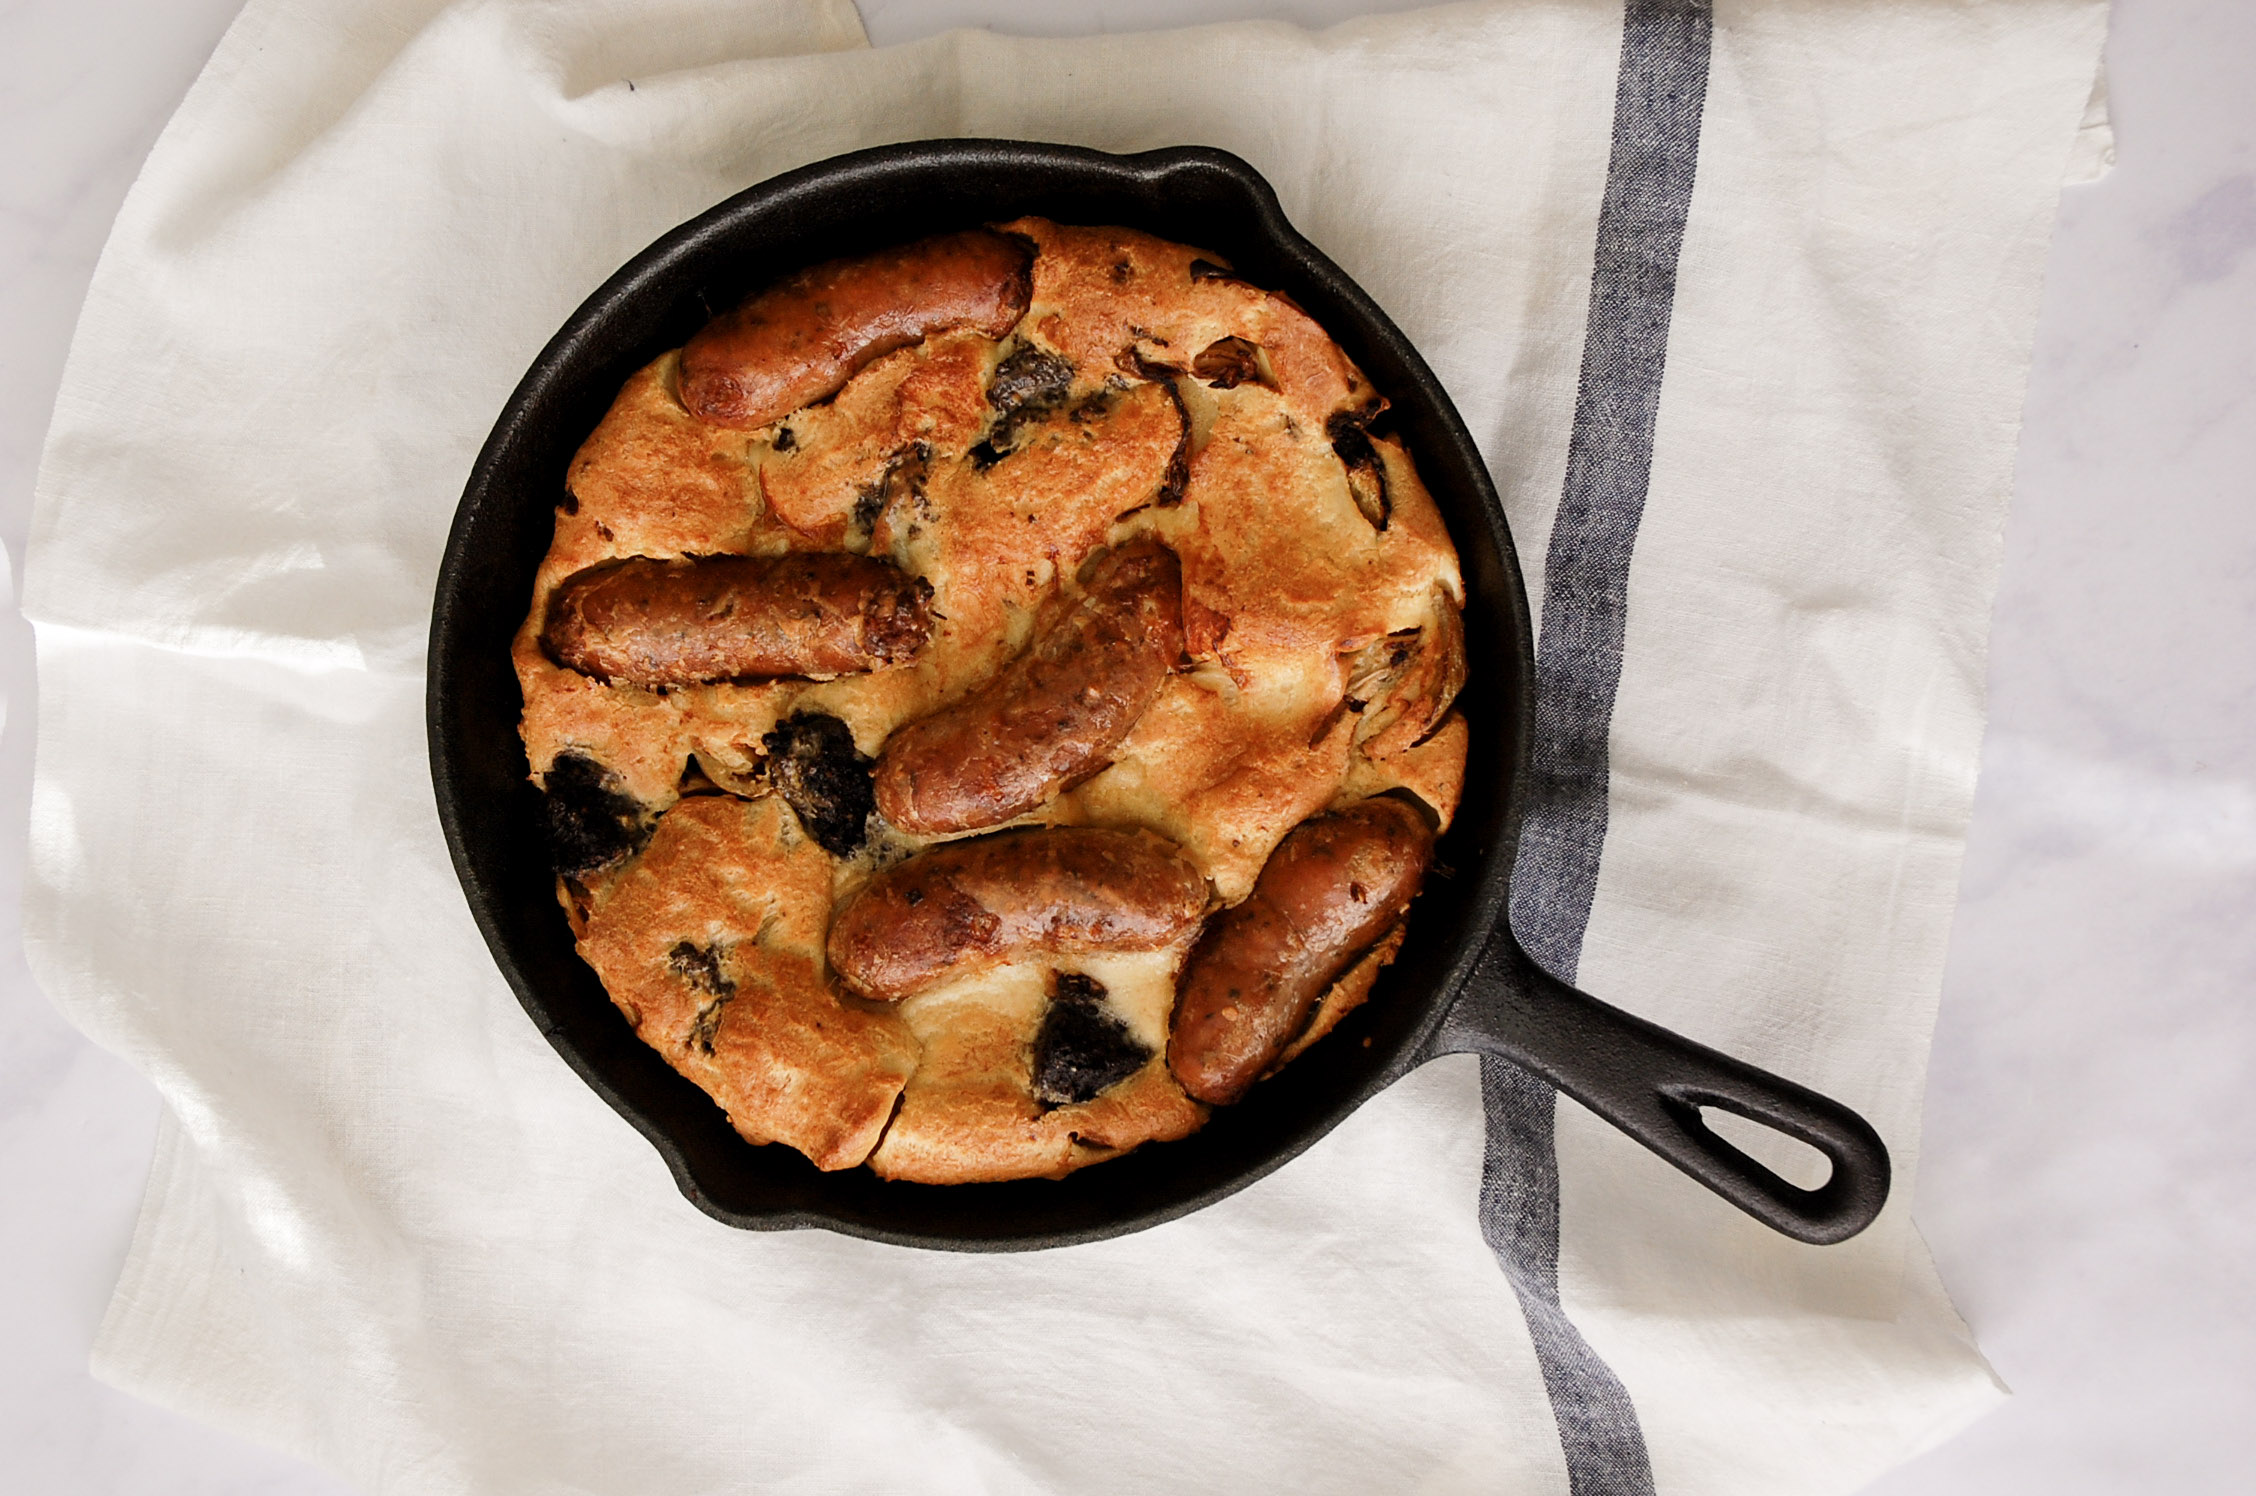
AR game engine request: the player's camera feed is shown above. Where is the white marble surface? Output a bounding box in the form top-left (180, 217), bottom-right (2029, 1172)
top-left (1, 0), bottom-right (2248, 1491)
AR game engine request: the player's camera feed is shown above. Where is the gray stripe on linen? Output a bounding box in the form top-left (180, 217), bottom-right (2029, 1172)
top-left (1481, 2), bottom-right (1714, 1492)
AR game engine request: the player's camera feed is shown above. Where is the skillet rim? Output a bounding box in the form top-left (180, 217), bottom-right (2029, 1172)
top-left (427, 138), bottom-right (1535, 1250)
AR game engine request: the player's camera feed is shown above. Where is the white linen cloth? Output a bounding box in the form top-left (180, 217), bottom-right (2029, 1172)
top-left (24, 1), bottom-right (2111, 1491)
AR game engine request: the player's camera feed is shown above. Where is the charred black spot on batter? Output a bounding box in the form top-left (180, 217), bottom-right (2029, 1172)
top-left (671, 942), bottom-right (734, 1056)
top-left (852, 444), bottom-right (928, 545)
top-left (1328, 411), bottom-right (1391, 532)
top-left (1327, 409), bottom-right (1373, 451)
top-left (974, 347), bottom-right (1069, 469)
top-left (771, 424), bottom-right (796, 452)
top-left (850, 483), bottom-right (885, 536)
top-left (991, 346), bottom-right (1074, 414)
top-left (541, 751), bottom-right (655, 877)
top-left (668, 940), bottom-right (736, 998)
top-left (1032, 972), bottom-right (1152, 1106)
top-left (977, 345), bottom-right (1075, 465)
top-left (763, 711), bottom-right (875, 857)
top-left (685, 991), bottom-right (734, 1056)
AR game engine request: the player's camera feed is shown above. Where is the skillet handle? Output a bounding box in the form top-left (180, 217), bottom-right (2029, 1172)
top-left (1424, 928), bottom-right (1891, 1245)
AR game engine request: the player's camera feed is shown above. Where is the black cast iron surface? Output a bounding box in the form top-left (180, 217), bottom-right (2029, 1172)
top-left (428, 139), bottom-right (1890, 1250)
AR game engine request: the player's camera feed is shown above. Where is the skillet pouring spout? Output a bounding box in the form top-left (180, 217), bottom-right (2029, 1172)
top-left (1416, 929), bottom-right (1892, 1246)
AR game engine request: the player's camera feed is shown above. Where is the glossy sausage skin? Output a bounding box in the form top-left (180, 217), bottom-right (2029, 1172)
top-left (543, 553), bottom-right (932, 687)
top-left (827, 827), bottom-right (1207, 1002)
top-left (874, 538), bottom-right (1183, 835)
top-left (678, 229), bottom-right (1033, 430)
top-left (1168, 797), bottom-right (1433, 1105)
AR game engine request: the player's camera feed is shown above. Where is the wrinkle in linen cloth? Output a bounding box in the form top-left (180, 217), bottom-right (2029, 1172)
top-left (25, 1), bottom-right (2110, 1492)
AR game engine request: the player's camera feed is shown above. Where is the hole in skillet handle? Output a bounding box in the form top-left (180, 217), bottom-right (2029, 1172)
top-left (1696, 1105), bottom-right (1832, 1191)
top-left (1421, 927), bottom-right (1892, 1246)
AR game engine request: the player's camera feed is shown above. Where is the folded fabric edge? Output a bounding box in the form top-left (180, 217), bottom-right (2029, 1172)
top-left (1870, 1227), bottom-right (2015, 1477)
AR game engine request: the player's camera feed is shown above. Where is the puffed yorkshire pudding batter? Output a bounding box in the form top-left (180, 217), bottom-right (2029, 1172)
top-left (515, 220), bottom-right (1468, 1183)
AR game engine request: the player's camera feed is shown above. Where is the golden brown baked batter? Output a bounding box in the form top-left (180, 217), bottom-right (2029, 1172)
top-left (516, 220), bottom-right (1467, 1181)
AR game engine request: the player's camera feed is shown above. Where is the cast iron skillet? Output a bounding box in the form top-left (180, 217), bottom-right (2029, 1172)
top-left (429, 140), bottom-right (1891, 1250)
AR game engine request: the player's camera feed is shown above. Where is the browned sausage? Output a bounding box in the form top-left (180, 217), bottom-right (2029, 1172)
top-left (873, 539), bottom-right (1183, 835)
top-left (543, 553), bottom-right (932, 687)
top-left (827, 827), bottom-right (1207, 1002)
top-left (678, 229), bottom-right (1032, 430)
top-left (1168, 797), bottom-right (1433, 1105)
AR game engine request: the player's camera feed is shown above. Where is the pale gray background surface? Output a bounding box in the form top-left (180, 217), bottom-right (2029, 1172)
top-left (2, 1), bottom-right (2248, 1491)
